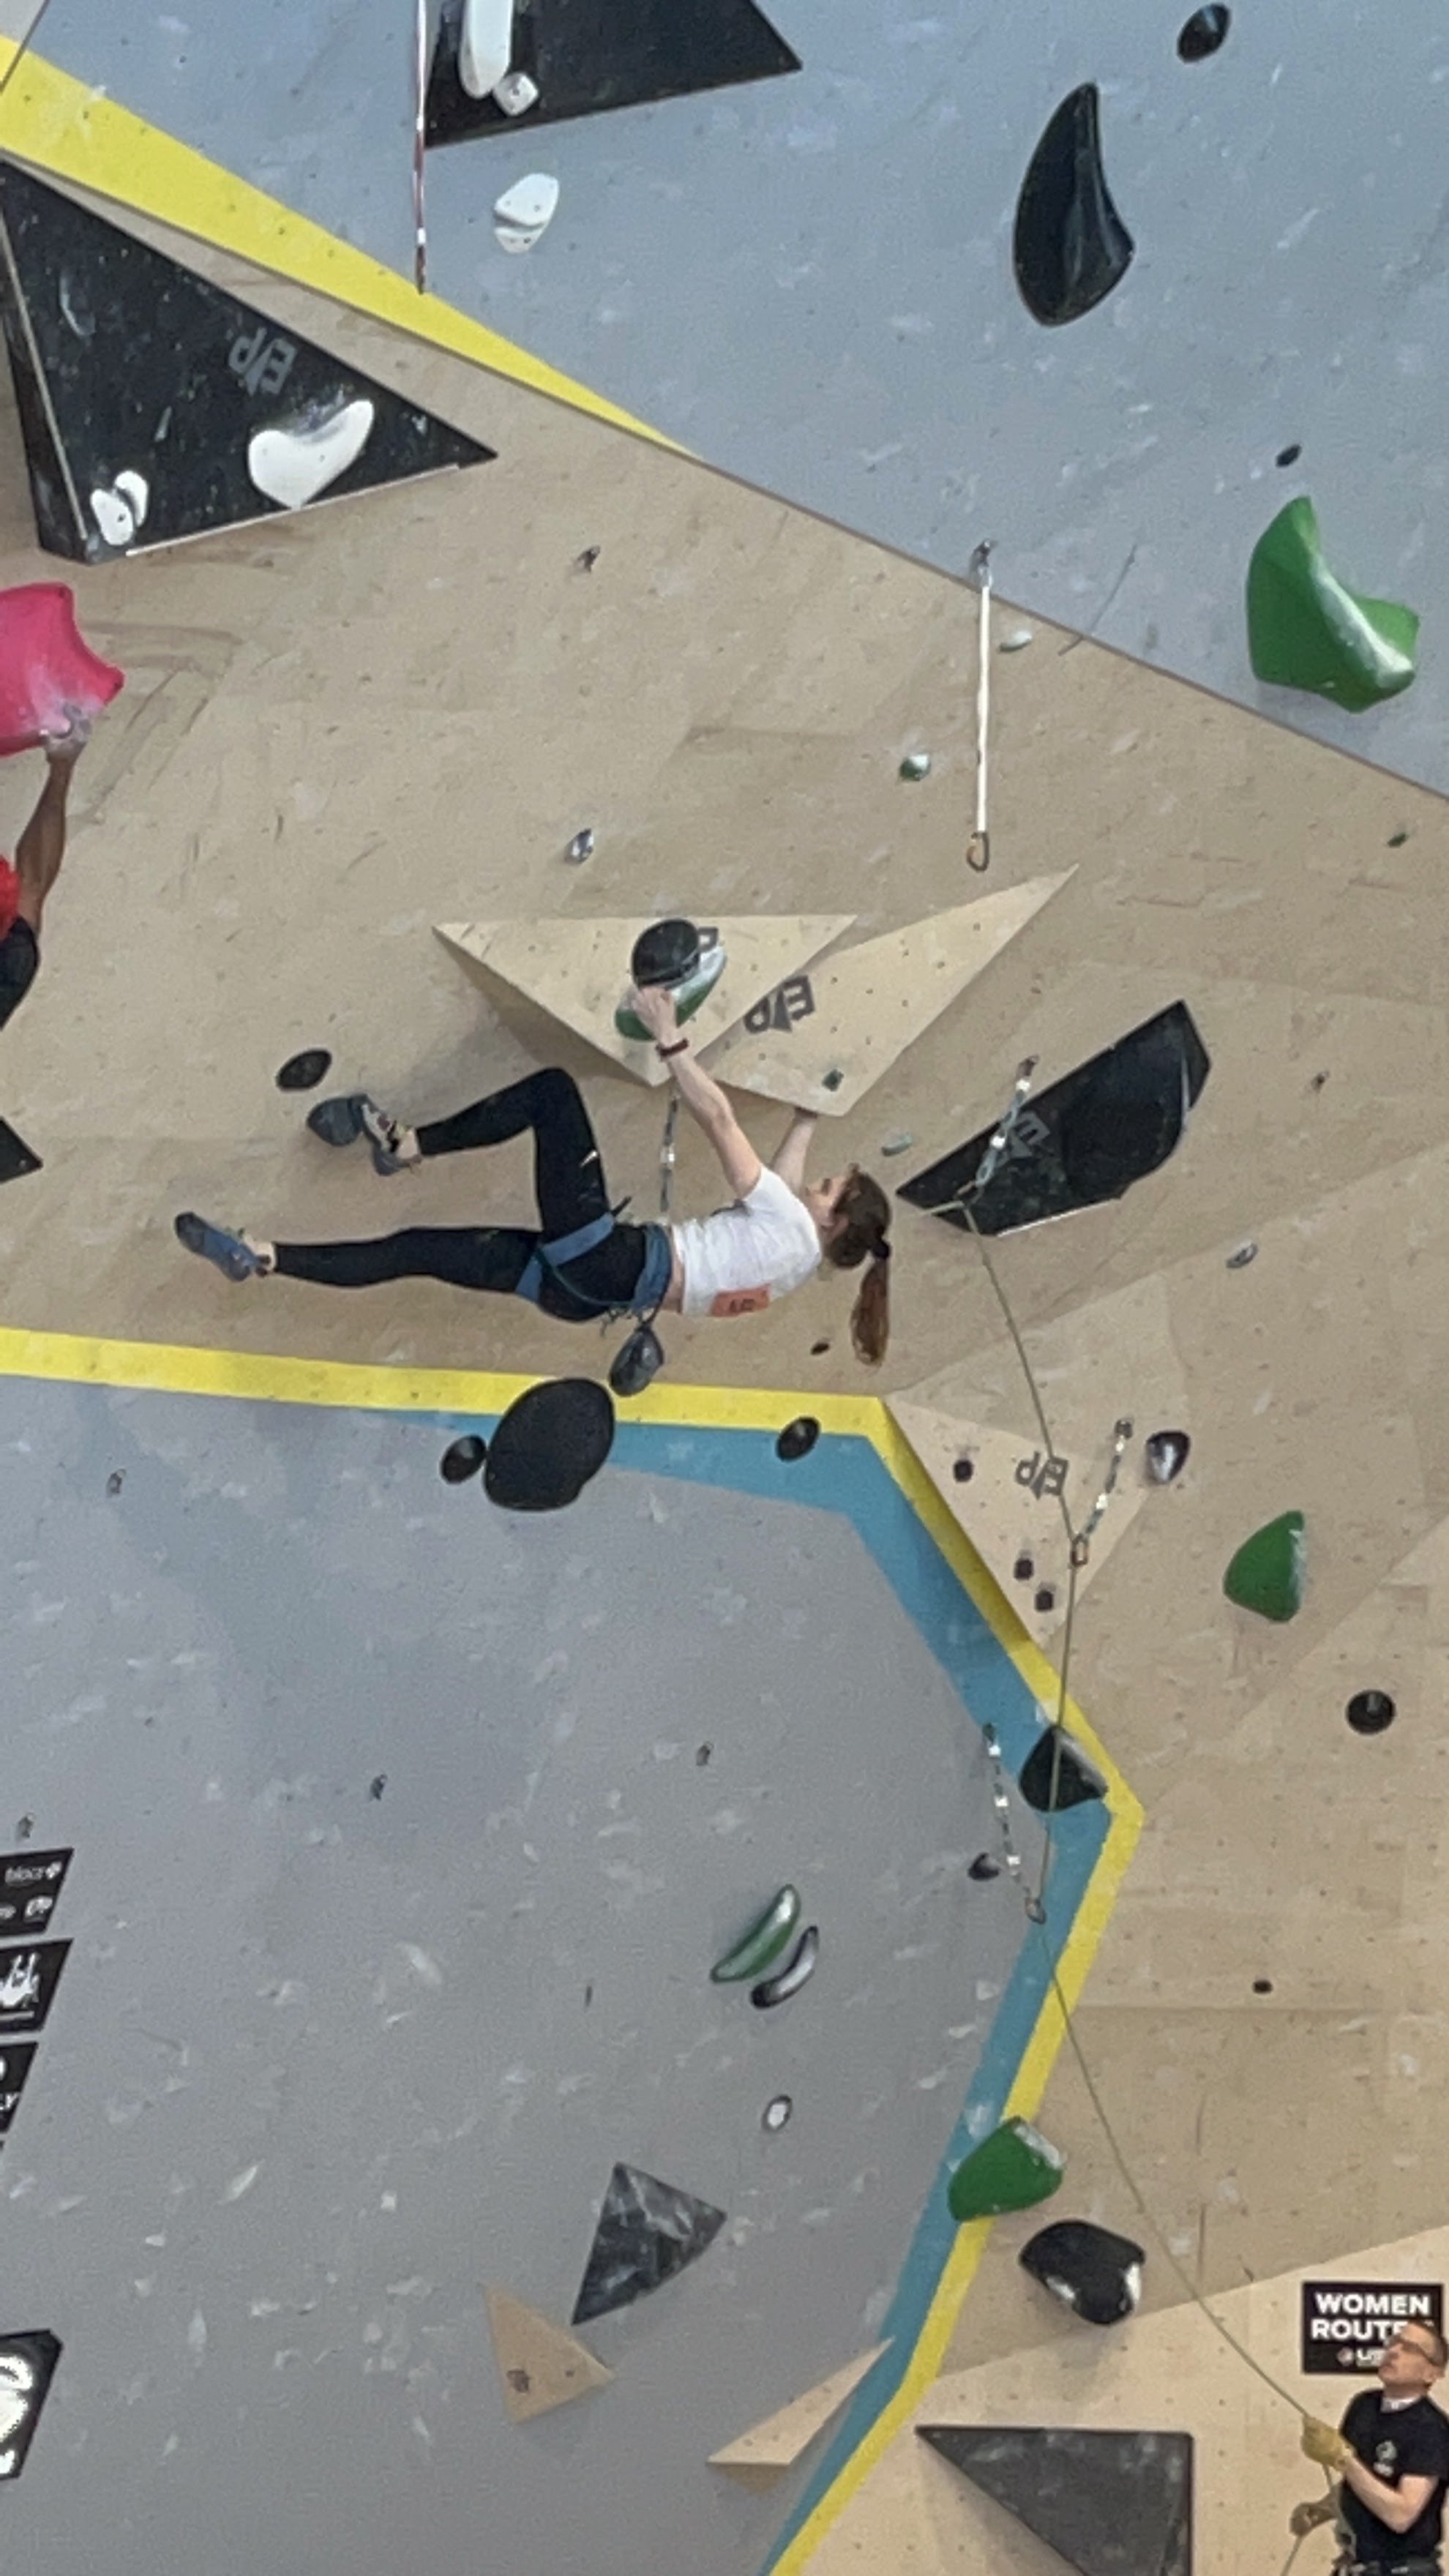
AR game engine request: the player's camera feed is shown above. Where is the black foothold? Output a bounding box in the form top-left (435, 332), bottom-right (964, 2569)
top-left (952, 1456), bottom-right (975, 1483)
top-left (276, 1048), bottom-right (333, 1093)
top-left (811, 1339), bottom-right (831, 1356)
top-left (1145, 1429), bottom-right (1190, 1485)
top-left (1276, 443), bottom-right (1302, 468)
top-left (1033, 1586), bottom-right (1055, 1614)
top-left (1177, 4), bottom-right (1230, 59)
top-left (369, 1774), bottom-right (386, 1800)
top-left (584, 1983), bottom-right (594, 2007)
top-left (822, 1068), bottom-right (844, 1092)
top-left (968, 1852), bottom-right (1001, 1882)
top-left (776, 1416), bottom-right (820, 1463)
top-left (1347, 1689), bottom-right (1396, 1735)
top-left (575, 546), bottom-right (600, 572)
top-left (1388, 830), bottom-right (1409, 848)
top-left (440, 1434), bottom-right (487, 1484)
top-left (1252, 1977), bottom-right (1273, 1993)
top-left (695, 1742), bottom-right (713, 1767)
top-left (1014, 1554), bottom-right (1034, 1582)
top-left (105, 1469), bottom-right (124, 1496)
top-left (15, 1816), bottom-right (32, 1842)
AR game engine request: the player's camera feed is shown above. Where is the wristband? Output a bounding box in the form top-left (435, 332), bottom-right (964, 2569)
top-left (656, 1036), bottom-right (689, 1059)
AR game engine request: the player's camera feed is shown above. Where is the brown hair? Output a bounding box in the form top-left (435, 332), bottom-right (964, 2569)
top-left (822, 1167), bottom-right (891, 1366)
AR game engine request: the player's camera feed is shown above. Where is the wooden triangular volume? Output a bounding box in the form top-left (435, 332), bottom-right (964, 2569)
top-left (699, 875), bottom-right (1074, 1115)
top-left (708, 2341), bottom-right (891, 2489)
top-left (435, 914), bottom-right (854, 1084)
top-left (889, 1274), bottom-right (1185, 1647)
top-left (485, 2287), bottom-right (613, 2424)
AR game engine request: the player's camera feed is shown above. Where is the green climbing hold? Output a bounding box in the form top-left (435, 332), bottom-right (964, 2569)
top-left (1246, 498), bottom-right (1418, 713)
top-left (710, 1885), bottom-right (801, 1985)
top-left (1223, 1509), bottom-right (1306, 1623)
top-left (946, 2117), bottom-right (1065, 2224)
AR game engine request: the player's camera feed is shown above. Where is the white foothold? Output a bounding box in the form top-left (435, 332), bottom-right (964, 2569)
top-left (247, 398), bottom-right (377, 511)
top-left (458, 0), bottom-right (512, 98)
top-left (493, 68), bottom-right (538, 115)
top-left (999, 626), bottom-right (1034, 652)
top-left (112, 469), bottom-right (150, 528)
top-left (90, 486), bottom-right (135, 548)
top-left (493, 172), bottom-right (559, 250)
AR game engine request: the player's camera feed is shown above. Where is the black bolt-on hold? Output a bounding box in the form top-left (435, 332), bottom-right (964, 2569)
top-left (967, 1852), bottom-right (1001, 1882)
top-left (276, 1048), bottom-right (333, 1092)
top-left (1177, 4), bottom-right (1230, 60)
top-left (1014, 1554), bottom-right (1034, 1582)
top-left (440, 1434), bottom-right (486, 1483)
top-left (631, 918), bottom-right (700, 990)
top-left (1145, 1429), bottom-right (1190, 1484)
top-left (776, 1417), bottom-right (821, 1463)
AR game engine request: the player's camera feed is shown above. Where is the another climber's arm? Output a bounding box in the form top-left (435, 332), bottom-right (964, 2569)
top-left (769, 1111), bottom-right (818, 1192)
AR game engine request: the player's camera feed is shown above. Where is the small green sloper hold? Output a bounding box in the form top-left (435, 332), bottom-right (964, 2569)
top-left (1246, 498), bottom-right (1418, 713)
top-left (711, 1886), bottom-right (801, 1984)
top-left (946, 2116), bottom-right (1065, 2224)
top-left (1223, 1508), bottom-right (1306, 1622)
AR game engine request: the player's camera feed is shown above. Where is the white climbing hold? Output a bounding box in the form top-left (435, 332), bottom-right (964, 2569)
top-left (459, 0), bottom-right (512, 98)
top-left (493, 68), bottom-right (538, 116)
top-left (1000, 626), bottom-right (1034, 652)
top-left (90, 484), bottom-right (137, 547)
top-left (113, 469), bottom-right (149, 529)
top-left (248, 399), bottom-right (377, 511)
top-left (493, 173), bottom-right (559, 252)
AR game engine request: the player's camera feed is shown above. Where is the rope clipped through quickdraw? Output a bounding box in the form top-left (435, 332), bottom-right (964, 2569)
top-left (967, 539), bottom-right (993, 873)
top-left (931, 1055), bottom-right (1320, 2424)
top-left (413, 0), bottom-right (430, 292)
top-left (658, 1096), bottom-right (680, 1216)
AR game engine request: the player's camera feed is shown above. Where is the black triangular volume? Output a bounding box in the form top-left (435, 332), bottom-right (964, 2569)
top-left (898, 1001), bottom-right (1208, 1240)
top-left (572, 2161), bottom-right (727, 2324)
top-left (0, 1120), bottom-right (41, 1183)
top-left (427, 0), bottom-right (800, 147)
top-left (918, 2425), bottom-right (1193, 2576)
top-left (0, 163), bottom-right (494, 562)
top-left (1014, 85), bottom-right (1135, 326)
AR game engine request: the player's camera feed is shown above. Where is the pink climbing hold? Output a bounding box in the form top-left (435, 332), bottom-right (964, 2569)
top-left (0, 583), bottom-right (124, 758)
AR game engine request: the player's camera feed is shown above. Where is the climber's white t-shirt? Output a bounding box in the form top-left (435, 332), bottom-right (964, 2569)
top-left (672, 1166), bottom-right (822, 1319)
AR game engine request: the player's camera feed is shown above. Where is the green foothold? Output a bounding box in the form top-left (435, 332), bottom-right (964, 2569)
top-left (710, 1884), bottom-right (801, 1984)
top-left (946, 2117), bottom-right (1066, 2224)
top-left (1223, 1508), bottom-right (1306, 1622)
top-left (1246, 498), bottom-right (1418, 713)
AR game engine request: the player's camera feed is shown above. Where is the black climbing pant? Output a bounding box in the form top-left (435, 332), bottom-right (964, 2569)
top-left (273, 1068), bottom-right (659, 1321)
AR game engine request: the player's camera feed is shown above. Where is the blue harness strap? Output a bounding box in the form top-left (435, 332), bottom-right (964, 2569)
top-left (514, 1210), bottom-right (618, 1306)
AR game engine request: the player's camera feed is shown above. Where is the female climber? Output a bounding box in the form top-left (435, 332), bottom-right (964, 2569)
top-left (174, 981), bottom-right (894, 1363)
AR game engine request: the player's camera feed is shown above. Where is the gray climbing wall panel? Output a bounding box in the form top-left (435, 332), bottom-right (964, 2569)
top-left (0, 1370), bottom-right (1046, 2576)
top-left (30, 0), bottom-right (1449, 787)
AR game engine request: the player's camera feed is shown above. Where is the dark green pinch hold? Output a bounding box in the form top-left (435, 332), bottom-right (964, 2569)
top-left (711, 1885), bottom-right (801, 1983)
top-left (1247, 499), bottom-right (1418, 712)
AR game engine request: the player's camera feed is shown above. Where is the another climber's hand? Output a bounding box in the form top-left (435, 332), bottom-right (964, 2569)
top-left (629, 982), bottom-right (678, 1041)
top-left (1300, 2416), bottom-right (1353, 2472)
top-left (1289, 2498), bottom-right (1336, 2537)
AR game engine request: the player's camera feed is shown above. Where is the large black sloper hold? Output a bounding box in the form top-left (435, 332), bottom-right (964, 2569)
top-left (1019, 2218), bottom-right (1145, 2324)
top-left (1014, 83), bottom-right (1136, 326)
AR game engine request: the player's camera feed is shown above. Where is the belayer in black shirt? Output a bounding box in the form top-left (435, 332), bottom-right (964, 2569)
top-left (1295, 2321), bottom-right (1449, 2572)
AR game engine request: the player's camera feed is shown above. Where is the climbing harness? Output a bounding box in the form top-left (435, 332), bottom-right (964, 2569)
top-left (967, 539), bottom-right (993, 872)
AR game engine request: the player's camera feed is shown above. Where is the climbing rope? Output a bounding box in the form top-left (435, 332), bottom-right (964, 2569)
top-left (967, 541), bottom-right (993, 872)
top-left (935, 1060), bottom-right (1319, 2422)
top-left (412, 0), bottom-right (430, 293)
